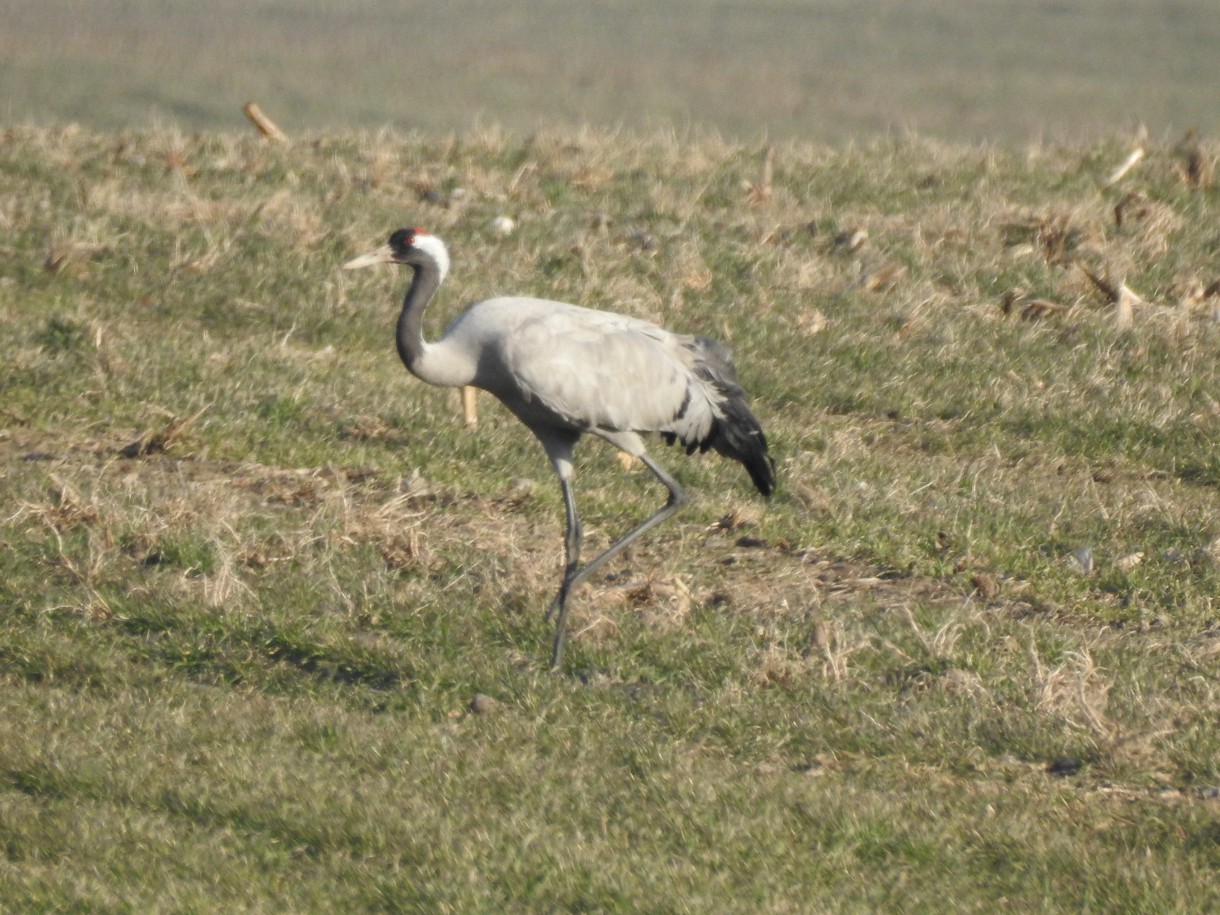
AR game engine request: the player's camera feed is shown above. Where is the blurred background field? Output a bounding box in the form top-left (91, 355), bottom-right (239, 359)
top-left (3, 0), bottom-right (1218, 143)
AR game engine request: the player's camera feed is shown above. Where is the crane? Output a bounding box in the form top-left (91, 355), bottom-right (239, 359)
top-left (344, 228), bottom-right (776, 668)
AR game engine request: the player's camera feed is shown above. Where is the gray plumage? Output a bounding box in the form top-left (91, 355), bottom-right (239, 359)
top-left (345, 228), bottom-right (775, 667)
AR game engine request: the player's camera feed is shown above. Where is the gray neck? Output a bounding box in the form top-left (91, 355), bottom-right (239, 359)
top-left (395, 257), bottom-right (442, 374)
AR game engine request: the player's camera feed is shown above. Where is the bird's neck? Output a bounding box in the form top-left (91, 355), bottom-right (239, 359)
top-left (396, 259), bottom-right (441, 376)
top-left (395, 257), bottom-right (475, 388)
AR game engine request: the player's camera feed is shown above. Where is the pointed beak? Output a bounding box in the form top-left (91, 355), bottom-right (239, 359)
top-left (343, 244), bottom-right (396, 270)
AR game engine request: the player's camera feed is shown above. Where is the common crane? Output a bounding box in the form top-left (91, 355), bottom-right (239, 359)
top-left (344, 228), bottom-right (775, 668)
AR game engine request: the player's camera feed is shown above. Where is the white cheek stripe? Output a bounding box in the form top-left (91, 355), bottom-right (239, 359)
top-left (413, 233), bottom-right (450, 284)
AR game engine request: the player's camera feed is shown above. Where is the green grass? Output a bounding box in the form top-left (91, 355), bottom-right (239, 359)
top-left (2, 123), bottom-right (1220, 911)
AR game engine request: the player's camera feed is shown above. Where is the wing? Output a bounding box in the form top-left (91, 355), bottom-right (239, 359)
top-left (502, 306), bottom-right (722, 444)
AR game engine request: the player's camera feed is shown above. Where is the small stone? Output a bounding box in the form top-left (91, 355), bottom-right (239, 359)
top-left (1067, 546), bottom-right (1093, 575)
top-left (488, 215), bottom-right (515, 236)
top-left (469, 693), bottom-right (499, 715)
top-left (1047, 756), bottom-right (1083, 777)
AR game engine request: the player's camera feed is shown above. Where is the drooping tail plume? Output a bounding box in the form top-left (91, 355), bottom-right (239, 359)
top-left (691, 337), bottom-right (775, 497)
top-left (713, 396), bottom-right (775, 497)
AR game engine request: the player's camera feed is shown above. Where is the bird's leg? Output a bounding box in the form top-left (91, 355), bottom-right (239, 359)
top-left (546, 478), bottom-right (584, 669)
top-left (545, 478), bottom-right (582, 624)
top-left (562, 455), bottom-right (685, 592)
top-left (549, 454), bottom-right (685, 669)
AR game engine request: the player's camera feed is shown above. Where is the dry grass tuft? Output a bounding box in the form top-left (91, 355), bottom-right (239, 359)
top-left (119, 406), bottom-right (208, 459)
top-left (1173, 129), bottom-right (1215, 189)
top-left (1033, 646), bottom-right (1115, 740)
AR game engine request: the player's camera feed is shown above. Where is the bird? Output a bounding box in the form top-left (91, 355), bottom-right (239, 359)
top-left (344, 228), bottom-right (775, 668)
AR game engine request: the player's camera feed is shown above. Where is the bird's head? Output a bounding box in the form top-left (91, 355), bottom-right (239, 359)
top-left (344, 227), bottom-right (449, 282)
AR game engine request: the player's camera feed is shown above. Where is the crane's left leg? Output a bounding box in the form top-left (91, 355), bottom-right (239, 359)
top-left (548, 453), bottom-right (685, 669)
top-left (545, 475), bottom-right (583, 624)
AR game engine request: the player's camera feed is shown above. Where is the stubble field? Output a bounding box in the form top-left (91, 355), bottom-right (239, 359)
top-left (2, 123), bottom-right (1219, 910)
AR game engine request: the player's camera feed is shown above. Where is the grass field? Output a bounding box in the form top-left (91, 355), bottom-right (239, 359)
top-left (2, 122), bottom-right (1219, 910)
top-left (3, 0), bottom-right (1219, 143)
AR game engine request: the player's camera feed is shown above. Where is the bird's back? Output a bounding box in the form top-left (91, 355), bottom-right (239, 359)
top-left (445, 297), bottom-right (774, 496)
top-left (455, 299), bottom-right (706, 428)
